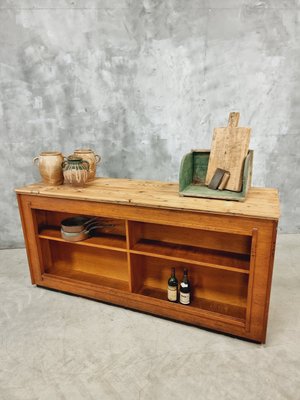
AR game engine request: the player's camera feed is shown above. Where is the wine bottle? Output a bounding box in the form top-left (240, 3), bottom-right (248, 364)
top-left (167, 267), bottom-right (178, 302)
top-left (180, 268), bottom-right (191, 305)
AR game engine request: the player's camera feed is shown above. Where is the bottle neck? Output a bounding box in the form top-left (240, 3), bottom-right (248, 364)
top-left (183, 271), bottom-right (188, 283)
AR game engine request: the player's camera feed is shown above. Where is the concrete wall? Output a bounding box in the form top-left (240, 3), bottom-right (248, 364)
top-left (0, 0), bottom-right (299, 248)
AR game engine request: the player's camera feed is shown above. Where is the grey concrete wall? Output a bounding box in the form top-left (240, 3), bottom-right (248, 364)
top-left (0, 0), bottom-right (299, 248)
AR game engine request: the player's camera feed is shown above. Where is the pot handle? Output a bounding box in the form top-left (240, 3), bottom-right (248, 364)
top-left (95, 154), bottom-right (101, 164)
top-left (85, 219), bottom-right (100, 230)
top-left (83, 216), bottom-right (99, 227)
top-left (33, 156), bottom-right (39, 165)
top-left (86, 224), bottom-right (115, 233)
top-left (82, 160), bottom-right (90, 171)
top-left (61, 161), bottom-right (67, 169)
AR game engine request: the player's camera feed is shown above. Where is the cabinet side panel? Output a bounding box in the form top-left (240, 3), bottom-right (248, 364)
top-left (247, 221), bottom-right (277, 342)
top-left (17, 194), bottom-right (43, 284)
top-left (261, 221), bottom-right (278, 342)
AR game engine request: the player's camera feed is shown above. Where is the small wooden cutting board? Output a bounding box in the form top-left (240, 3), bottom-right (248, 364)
top-left (205, 112), bottom-right (251, 192)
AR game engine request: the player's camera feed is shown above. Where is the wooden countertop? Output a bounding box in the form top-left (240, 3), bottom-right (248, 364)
top-left (15, 178), bottom-right (280, 220)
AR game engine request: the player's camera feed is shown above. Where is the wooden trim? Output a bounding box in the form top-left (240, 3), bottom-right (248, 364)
top-left (261, 221), bottom-right (278, 343)
top-left (17, 195), bottom-right (36, 284)
top-left (245, 228), bottom-right (258, 332)
top-left (17, 195), bottom-right (45, 283)
top-left (125, 220), bottom-right (133, 292)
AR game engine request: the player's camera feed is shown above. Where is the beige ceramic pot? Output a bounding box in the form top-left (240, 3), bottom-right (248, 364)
top-left (62, 156), bottom-right (90, 187)
top-left (33, 151), bottom-right (64, 185)
top-left (73, 148), bottom-right (101, 181)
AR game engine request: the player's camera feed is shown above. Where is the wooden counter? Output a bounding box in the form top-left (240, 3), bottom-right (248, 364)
top-left (16, 178), bottom-right (280, 219)
top-left (16, 178), bottom-right (280, 342)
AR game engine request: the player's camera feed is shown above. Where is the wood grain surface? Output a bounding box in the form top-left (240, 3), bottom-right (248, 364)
top-left (205, 113), bottom-right (251, 191)
top-left (16, 179), bottom-right (279, 343)
top-left (16, 178), bottom-right (280, 220)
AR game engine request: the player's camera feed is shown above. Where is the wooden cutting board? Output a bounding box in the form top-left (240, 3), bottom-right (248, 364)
top-left (205, 112), bottom-right (251, 192)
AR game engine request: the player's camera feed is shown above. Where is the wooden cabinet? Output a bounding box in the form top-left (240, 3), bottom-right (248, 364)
top-left (16, 178), bottom-right (280, 343)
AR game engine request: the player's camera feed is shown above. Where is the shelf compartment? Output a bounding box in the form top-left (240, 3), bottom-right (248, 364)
top-left (40, 240), bottom-right (129, 292)
top-left (39, 227), bottom-right (127, 251)
top-left (130, 255), bottom-right (248, 321)
top-left (128, 221), bottom-right (252, 255)
top-left (138, 286), bottom-right (246, 322)
top-left (35, 210), bottom-right (127, 251)
top-left (128, 221), bottom-right (251, 273)
top-left (44, 268), bottom-right (129, 292)
top-left (131, 239), bottom-right (250, 273)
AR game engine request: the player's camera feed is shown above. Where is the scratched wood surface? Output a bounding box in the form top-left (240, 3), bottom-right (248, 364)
top-left (205, 112), bottom-right (251, 191)
top-left (15, 178), bottom-right (280, 220)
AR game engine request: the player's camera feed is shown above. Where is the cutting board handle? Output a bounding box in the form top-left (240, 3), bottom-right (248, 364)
top-left (228, 112), bottom-right (240, 127)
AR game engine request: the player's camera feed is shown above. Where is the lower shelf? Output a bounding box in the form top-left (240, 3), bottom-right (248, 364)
top-left (44, 267), bottom-right (129, 292)
top-left (137, 286), bottom-right (246, 322)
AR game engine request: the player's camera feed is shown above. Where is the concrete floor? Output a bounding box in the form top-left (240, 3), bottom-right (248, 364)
top-left (0, 234), bottom-right (299, 400)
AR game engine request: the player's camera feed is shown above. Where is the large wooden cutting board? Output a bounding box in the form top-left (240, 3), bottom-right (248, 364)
top-left (205, 113), bottom-right (251, 192)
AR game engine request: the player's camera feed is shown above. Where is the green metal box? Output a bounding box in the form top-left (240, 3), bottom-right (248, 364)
top-left (179, 150), bottom-right (253, 202)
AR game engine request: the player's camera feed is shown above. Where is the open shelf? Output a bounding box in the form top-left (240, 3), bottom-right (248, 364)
top-left (35, 209), bottom-right (127, 251)
top-left (138, 286), bottom-right (246, 322)
top-left (39, 227), bottom-right (127, 252)
top-left (128, 221), bottom-right (251, 274)
top-left (131, 239), bottom-right (250, 273)
top-left (40, 240), bottom-right (129, 292)
top-left (130, 254), bottom-right (248, 322)
top-left (44, 267), bottom-right (129, 292)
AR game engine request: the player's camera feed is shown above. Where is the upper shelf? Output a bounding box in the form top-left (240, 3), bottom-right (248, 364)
top-left (16, 178), bottom-right (280, 220)
top-left (131, 239), bottom-right (250, 274)
top-left (39, 227), bottom-right (127, 252)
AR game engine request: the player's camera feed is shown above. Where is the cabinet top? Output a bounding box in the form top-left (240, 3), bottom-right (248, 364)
top-left (15, 178), bottom-right (280, 220)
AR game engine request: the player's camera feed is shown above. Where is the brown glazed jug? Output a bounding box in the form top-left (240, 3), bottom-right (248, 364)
top-left (73, 148), bottom-right (101, 181)
top-left (33, 151), bottom-right (64, 185)
top-left (62, 156), bottom-right (90, 187)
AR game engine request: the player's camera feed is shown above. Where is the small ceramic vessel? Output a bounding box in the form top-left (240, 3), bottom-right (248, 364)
top-left (73, 148), bottom-right (101, 181)
top-left (62, 156), bottom-right (90, 187)
top-left (33, 151), bottom-right (64, 185)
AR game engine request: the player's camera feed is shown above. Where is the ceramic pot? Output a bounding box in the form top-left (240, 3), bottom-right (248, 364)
top-left (33, 151), bottom-right (64, 185)
top-left (62, 156), bottom-right (90, 187)
top-left (73, 148), bottom-right (101, 181)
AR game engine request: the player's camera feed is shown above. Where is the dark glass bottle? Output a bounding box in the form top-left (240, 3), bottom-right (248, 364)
top-left (167, 267), bottom-right (178, 302)
top-left (179, 269), bottom-right (191, 305)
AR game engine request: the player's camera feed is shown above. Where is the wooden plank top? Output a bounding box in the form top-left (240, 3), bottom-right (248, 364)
top-left (15, 178), bottom-right (280, 220)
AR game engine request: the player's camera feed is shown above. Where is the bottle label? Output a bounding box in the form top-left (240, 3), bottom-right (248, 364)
top-left (168, 286), bottom-right (177, 302)
top-left (180, 292), bottom-right (190, 305)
